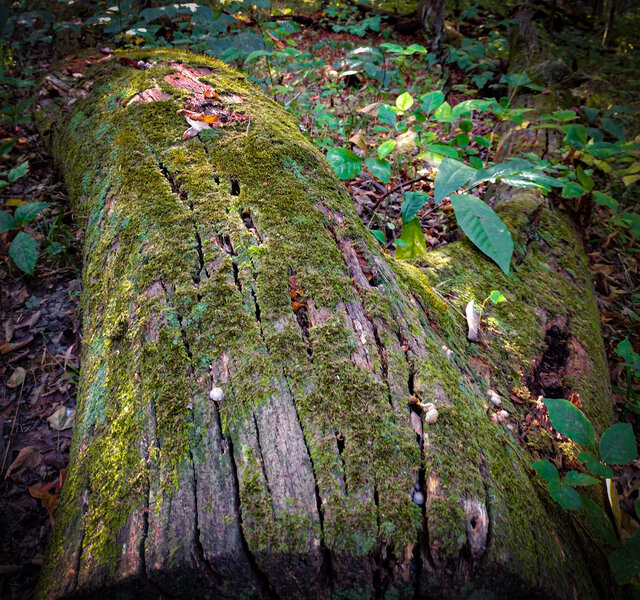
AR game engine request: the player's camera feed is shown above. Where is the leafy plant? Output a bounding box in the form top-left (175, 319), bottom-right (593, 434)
top-left (615, 338), bottom-right (640, 419)
top-left (533, 398), bottom-right (639, 588)
top-left (0, 200), bottom-right (49, 274)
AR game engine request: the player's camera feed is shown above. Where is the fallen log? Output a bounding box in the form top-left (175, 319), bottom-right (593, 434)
top-left (34, 48), bottom-right (618, 599)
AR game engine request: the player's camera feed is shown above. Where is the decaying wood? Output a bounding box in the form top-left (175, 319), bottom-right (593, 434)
top-left (34, 47), bottom-right (619, 600)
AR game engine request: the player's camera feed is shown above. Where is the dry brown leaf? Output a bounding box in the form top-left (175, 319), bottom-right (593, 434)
top-left (5, 446), bottom-right (42, 480)
top-left (7, 367), bottom-right (26, 389)
top-left (0, 336), bottom-right (34, 355)
top-left (28, 469), bottom-right (66, 526)
top-left (47, 405), bottom-right (75, 431)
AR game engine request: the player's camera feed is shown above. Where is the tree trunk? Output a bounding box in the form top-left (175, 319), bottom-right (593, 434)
top-left (33, 49), bottom-right (617, 600)
top-left (421, 0), bottom-right (446, 53)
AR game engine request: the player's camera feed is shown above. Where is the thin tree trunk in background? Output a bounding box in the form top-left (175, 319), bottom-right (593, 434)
top-left (602, 0), bottom-right (617, 45)
top-left (421, 0), bottom-right (446, 54)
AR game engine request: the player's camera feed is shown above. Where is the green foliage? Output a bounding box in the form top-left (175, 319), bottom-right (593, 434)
top-left (0, 201), bottom-right (49, 274)
top-left (534, 398), bottom-right (640, 587)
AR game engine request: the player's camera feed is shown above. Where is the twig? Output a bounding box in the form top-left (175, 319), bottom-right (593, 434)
top-left (1, 378), bottom-right (25, 476)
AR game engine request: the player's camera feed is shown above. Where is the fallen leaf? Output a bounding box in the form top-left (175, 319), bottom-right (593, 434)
top-left (47, 405), bottom-right (75, 431)
top-left (349, 133), bottom-right (368, 153)
top-left (28, 469), bottom-right (66, 526)
top-left (7, 367), bottom-right (26, 388)
top-left (5, 446), bottom-right (42, 480)
top-left (0, 335), bottom-right (34, 355)
top-left (204, 89), bottom-right (219, 99)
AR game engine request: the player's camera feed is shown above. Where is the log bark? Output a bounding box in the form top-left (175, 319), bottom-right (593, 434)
top-left (34, 49), bottom-right (618, 600)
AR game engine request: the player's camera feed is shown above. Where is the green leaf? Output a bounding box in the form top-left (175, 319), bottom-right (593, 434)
top-left (563, 124), bottom-right (589, 147)
top-left (601, 117), bottom-right (624, 140)
top-left (474, 135), bottom-right (490, 147)
top-left (9, 231), bottom-right (38, 275)
top-left (553, 109), bottom-right (578, 122)
top-left (532, 459), bottom-right (559, 482)
top-left (600, 423), bottom-right (638, 465)
top-left (459, 119), bottom-right (473, 134)
top-left (401, 192), bottom-right (429, 223)
top-left (420, 91), bottom-right (444, 115)
top-left (377, 140), bottom-right (396, 159)
top-left (581, 497), bottom-right (619, 546)
top-left (326, 148), bottom-right (362, 180)
top-left (450, 194), bottom-right (513, 274)
top-left (578, 451), bottom-right (614, 478)
top-left (563, 471), bottom-right (599, 487)
top-left (548, 479), bottom-right (582, 510)
top-left (433, 101), bottom-right (451, 121)
top-left (394, 218), bottom-right (427, 259)
top-left (396, 92), bottom-right (414, 112)
top-left (377, 105), bottom-right (396, 127)
top-left (593, 191), bottom-right (618, 211)
top-left (544, 398), bottom-right (595, 447)
top-left (434, 158), bottom-right (476, 204)
top-left (370, 229), bottom-right (385, 244)
top-left (609, 530), bottom-right (640, 585)
top-left (575, 166), bottom-right (594, 192)
top-left (7, 161), bottom-right (28, 183)
top-left (13, 202), bottom-right (49, 227)
top-left (615, 338), bottom-right (640, 373)
top-left (561, 181), bottom-right (588, 198)
top-left (0, 211), bottom-right (15, 233)
top-left (365, 158), bottom-right (391, 183)
top-left (489, 290), bottom-right (506, 303)
top-left (419, 144), bottom-right (459, 159)
top-left (582, 106), bottom-right (600, 123)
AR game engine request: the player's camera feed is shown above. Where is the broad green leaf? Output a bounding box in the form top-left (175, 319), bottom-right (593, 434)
top-left (434, 158), bottom-right (476, 204)
top-left (471, 158), bottom-right (535, 185)
top-left (459, 119), bottom-right (473, 134)
top-left (365, 158), bottom-right (391, 183)
top-left (433, 101), bottom-right (451, 121)
top-left (0, 211), bottom-right (15, 233)
top-left (420, 91), bottom-right (444, 115)
top-left (578, 451), bottom-right (614, 478)
top-left (401, 192), bottom-right (429, 223)
top-left (13, 202), bottom-right (49, 227)
top-left (489, 290), bottom-right (506, 303)
top-left (553, 109), bottom-right (577, 122)
top-left (377, 139), bottom-right (395, 159)
top-left (326, 148), bottom-right (362, 180)
top-left (396, 92), bottom-right (414, 112)
top-left (582, 106), bottom-right (600, 123)
top-left (609, 530), bottom-right (640, 585)
top-left (544, 398), bottom-right (595, 447)
top-left (500, 172), bottom-right (560, 192)
top-left (377, 104), bottom-right (396, 127)
top-left (9, 231), bottom-right (38, 275)
top-left (403, 44), bottom-right (427, 55)
top-left (532, 459), bottom-right (559, 483)
top-left (474, 135), bottom-right (490, 147)
top-left (563, 471), bottom-right (599, 487)
top-left (394, 218), bottom-right (427, 260)
top-left (453, 133), bottom-right (470, 148)
top-left (370, 229), bottom-right (385, 244)
top-left (615, 338), bottom-right (640, 372)
top-left (600, 423), bottom-right (638, 465)
top-left (449, 194), bottom-right (513, 275)
top-left (576, 166), bottom-right (594, 192)
top-left (563, 124), bottom-right (588, 147)
top-left (581, 497), bottom-right (619, 546)
top-left (420, 144), bottom-right (459, 159)
top-left (601, 117), bottom-right (624, 140)
top-left (548, 479), bottom-right (581, 510)
top-left (8, 161), bottom-right (28, 183)
top-left (561, 181), bottom-right (588, 198)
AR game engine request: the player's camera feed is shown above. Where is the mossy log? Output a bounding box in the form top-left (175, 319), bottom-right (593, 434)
top-left (35, 49), bottom-right (617, 600)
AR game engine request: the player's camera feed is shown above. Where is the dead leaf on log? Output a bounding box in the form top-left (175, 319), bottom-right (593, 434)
top-left (5, 447), bottom-right (43, 480)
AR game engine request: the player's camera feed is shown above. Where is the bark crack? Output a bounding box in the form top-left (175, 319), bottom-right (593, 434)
top-left (225, 432), bottom-right (281, 600)
top-left (158, 161), bottom-right (210, 284)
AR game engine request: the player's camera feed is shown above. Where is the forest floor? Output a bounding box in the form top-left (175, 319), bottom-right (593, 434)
top-left (1, 4), bottom-right (639, 598)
